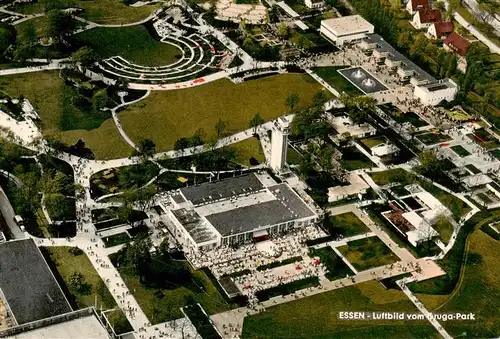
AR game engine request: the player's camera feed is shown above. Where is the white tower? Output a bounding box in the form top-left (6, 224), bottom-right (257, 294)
top-left (270, 117), bottom-right (290, 173)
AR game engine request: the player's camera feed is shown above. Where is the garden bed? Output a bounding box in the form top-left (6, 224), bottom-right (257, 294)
top-left (255, 276), bottom-right (320, 301)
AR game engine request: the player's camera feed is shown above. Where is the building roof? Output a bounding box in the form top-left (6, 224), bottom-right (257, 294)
top-left (0, 239), bottom-right (72, 325)
top-left (432, 21), bottom-right (453, 37)
top-left (444, 32), bottom-right (471, 57)
top-left (180, 174), bottom-right (264, 206)
top-left (409, 0), bottom-right (429, 11)
top-left (364, 34), bottom-right (436, 83)
top-left (205, 184), bottom-right (316, 236)
top-left (328, 115), bottom-right (376, 137)
top-left (416, 9), bottom-right (442, 24)
top-left (5, 312), bottom-right (109, 339)
top-left (371, 143), bottom-right (400, 157)
top-left (402, 211), bottom-right (438, 244)
top-left (171, 208), bottom-right (218, 244)
top-left (321, 15), bottom-right (374, 36)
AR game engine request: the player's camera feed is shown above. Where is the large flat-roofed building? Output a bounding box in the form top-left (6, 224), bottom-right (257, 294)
top-left (0, 239), bottom-right (72, 325)
top-left (320, 15), bottom-right (374, 46)
top-left (163, 173), bottom-right (318, 251)
top-left (414, 78), bottom-right (459, 106)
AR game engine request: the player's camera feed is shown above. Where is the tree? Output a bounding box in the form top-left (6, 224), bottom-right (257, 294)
top-left (71, 46), bottom-right (98, 68)
top-left (22, 21), bottom-right (37, 46)
top-left (269, 5), bottom-right (280, 23)
top-left (214, 119), bottom-right (227, 139)
top-left (277, 23), bottom-right (289, 39)
top-left (136, 139), bottom-right (156, 159)
top-left (45, 10), bottom-right (76, 42)
top-left (0, 25), bottom-right (16, 59)
top-left (434, 1), bottom-right (445, 11)
top-left (69, 271), bottom-right (91, 295)
top-left (125, 236), bottom-right (152, 271)
top-left (249, 112), bottom-right (264, 134)
top-left (92, 89), bottom-right (108, 112)
top-left (312, 91), bottom-right (328, 108)
top-left (285, 94), bottom-right (300, 113)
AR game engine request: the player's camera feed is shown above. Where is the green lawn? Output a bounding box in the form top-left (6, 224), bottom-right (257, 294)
top-left (0, 71), bottom-right (132, 159)
top-left (43, 246), bottom-right (133, 334)
top-left (450, 145), bottom-right (471, 157)
top-left (420, 230), bottom-right (500, 338)
top-left (340, 146), bottom-right (374, 171)
top-left (118, 260), bottom-right (231, 323)
top-left (338, 237), bottom-right (399, 271)
top-left (242, 280), bottom-right (439, 338)
top-left (416, 132), bottom-right (452, 145)
top-left (8, 0), bottom-right (160, 25)
top-left (327, 212), bottom-right (371, 237)
top-left (369, 168), bottom-right (413, 186)
top-left (361, 137), bottom-right (386, 149)
top-left (287, 145), bottom-right (303, 165)
top-left (232, 137), bottom-right (265, 166)
top-left (72, 25), bottom-right (181, 66)
top-left (119, 74), bottom-right (328, 153)
top-left (433, 217), bottom-right (454, 244)
top-left (309, 246), bottom-right (354, 280)
top-left (103, 232), bottom-right (131, 248)
top-left (312, 66), bottom-right (362, 96)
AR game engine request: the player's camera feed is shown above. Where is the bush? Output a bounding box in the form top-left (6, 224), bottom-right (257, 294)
top-left (255, 276), bottom-right (320, 301)
top-left (68, 247), bottom-right (83, 256)
top-left (256, 256), bottom-right (302, 271)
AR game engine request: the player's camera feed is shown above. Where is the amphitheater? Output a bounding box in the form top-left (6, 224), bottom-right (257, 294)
top-left (96, 9), bottom-right (234, 85)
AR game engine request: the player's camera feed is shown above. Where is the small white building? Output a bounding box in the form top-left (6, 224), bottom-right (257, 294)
top-left (305, 0), bottom-right (324, 9)
top-left (328, 173), bottom-right (370, 202)
top-left (371, 142), bottom-right (399, 157)
top-left (320, 15), bottom-right (374, 46)
top-left (328, 115), bottom-right (376, 139)
top-left (402, 211), bottom-right (439, 246)
top-left (414, 78), bottom-right (459, 106)
top-left (427, 21), bottom-right (453, 39)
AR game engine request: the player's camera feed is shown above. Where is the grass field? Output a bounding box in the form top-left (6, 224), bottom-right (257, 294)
top-left (369, 168), bottom-right (413, 186)
top-left (72, 25), bottom-right (181, 66)
top-left (419, 229), bottom-right (500, 337)
top-left (309, 246), bottom-right (353, 281)
top-left (9, 0), bottom-right (160, 25)
top-left (118, 261), bottom-right (231, 323)
top-left (311, 66), bottom-right (362, 96)
top-left (338, 237), bottom-right (399, 271)
top-left (0, 71), bottom-right (64, 134)
top-left (43, 246), bottom-right (132, 333)
top-left (0, 71), bottom-right (132, 159)
top-left (361, 137), bottom-right (386, 149)
top-left (119, 74), bottom-right (328, 153)
top-left (328, 212), bottom-right (370, 237)
top-left (232, 137), bottom-right (265, 166)
top-left (450, 145), bottom-right (471, 157)
top-left (416, 132), bottom-right (452, 145)
top-left (242, 280), bottom-right (439, 338)
top-left (340, 146), bottom-right (374, 171)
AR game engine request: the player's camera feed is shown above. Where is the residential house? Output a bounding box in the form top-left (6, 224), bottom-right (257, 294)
top-left (411, 9), bottom-right (442, 30)
top-left (406, 0), bottom-right (429, 14)
top-left (444, 32), bottom-right (471, 72)
top-left (427, 21), bottom-right (453, 39)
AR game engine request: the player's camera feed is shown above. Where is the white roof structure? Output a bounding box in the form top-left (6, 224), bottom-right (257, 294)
top-left (462, 173), bottom-right (492, 187)
top-left (371, 143), bottom-right (399, 157)
top-left (321, 15), bottom-right (374, 37)
top-left (276, 1), bottom-right (300, 18)
top-left (294, 20), bottom-right (309, 31)
top-left (402, 211), bottom-right (438, 246)
top-left (328, 115), bottom-right (376, 137)
top-left (328, 173), bottom-right (369, 202)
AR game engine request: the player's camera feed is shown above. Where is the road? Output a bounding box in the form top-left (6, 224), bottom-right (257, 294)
top-left (0, 186), bottom-right (25, 239)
